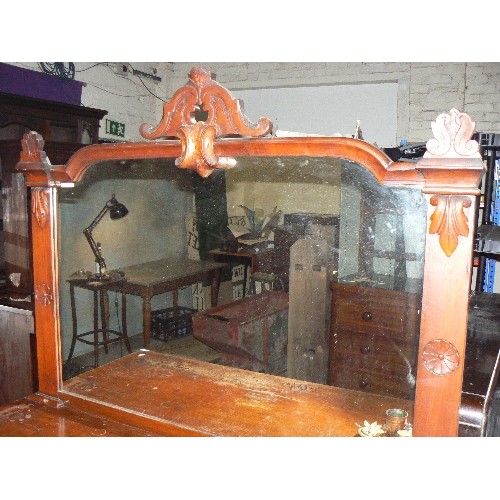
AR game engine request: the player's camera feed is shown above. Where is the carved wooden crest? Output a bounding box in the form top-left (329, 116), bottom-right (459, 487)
top-left (20, 131), bottom-right (50, 165)
top-left (140, 66), bottom-right (273, 177)
top-left (424, 108), bottom-right (481, 159)
top-left (429, 195), bottom-right (471, 257)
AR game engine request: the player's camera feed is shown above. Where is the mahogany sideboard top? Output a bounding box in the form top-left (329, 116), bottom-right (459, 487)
top-left (0, 397), bottom-right (159, 437)
top-left (57, 350), bottom-right (412, 437)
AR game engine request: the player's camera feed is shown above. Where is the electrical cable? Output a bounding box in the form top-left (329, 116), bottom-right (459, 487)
top-left (127, 63), bottom-right (167, 103)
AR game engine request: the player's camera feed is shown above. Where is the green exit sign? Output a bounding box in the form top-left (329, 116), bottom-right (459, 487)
top-left (105, 119), bottom-right (125, 137)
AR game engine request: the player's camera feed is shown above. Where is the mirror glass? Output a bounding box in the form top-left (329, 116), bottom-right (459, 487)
top-left (58, 155), bottom-right (426, 407)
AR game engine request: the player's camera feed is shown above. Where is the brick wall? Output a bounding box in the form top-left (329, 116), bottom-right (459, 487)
top-left (168, 62), bottom-right (500, 142)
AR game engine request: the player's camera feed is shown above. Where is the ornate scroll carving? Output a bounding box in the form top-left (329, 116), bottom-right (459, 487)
top-left (35, 283), bottom-right (53, 306)
top-left (140, 66), bottom-right (273, 177)
top-left (20, 131), bottom-right (50, 165)
top-left (32, 188), bottom-right (50, 228)
top-left (422, 339), bottom-right (459, 376)
top-left (424, 108), bottom-right (481, 159)
top-left (429, 195), bottom-right (471, 257)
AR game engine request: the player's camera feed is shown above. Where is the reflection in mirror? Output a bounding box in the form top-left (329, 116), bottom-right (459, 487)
top-left (59, 156), bottom-right (426, 406)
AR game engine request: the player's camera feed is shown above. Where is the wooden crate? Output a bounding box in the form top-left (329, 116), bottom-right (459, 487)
top-left (192, 291), bottom-right (289, 375)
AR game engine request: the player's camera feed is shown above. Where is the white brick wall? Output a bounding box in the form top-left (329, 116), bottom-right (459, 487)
top-left (169, 62), bottom-right (500, 143)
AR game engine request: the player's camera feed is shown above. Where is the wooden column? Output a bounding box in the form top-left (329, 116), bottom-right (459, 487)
top-left (30, 186), bottom-right (62, 396)
top-left (16, 132), bottom-right (67, 400)
top-left (414, 109), bottom-right (485, 436)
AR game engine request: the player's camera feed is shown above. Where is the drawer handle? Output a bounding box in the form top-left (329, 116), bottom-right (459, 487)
top-left (359, 378), bottom-right (369, 389)
top-left (361, 311), bottom-right (373, 321)
top-left (360, 345), bottom-right (371, 354)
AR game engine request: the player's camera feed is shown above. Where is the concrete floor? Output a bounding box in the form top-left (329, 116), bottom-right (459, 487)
top-left (62, 332), bottom-right (221, 380)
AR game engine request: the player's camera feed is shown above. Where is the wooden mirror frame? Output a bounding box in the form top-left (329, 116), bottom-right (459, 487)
top-left (17, 67), bottom-right (485, 436)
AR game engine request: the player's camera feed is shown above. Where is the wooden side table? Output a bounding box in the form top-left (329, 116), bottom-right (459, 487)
top-left (66, 277), bottom-right (131, 368)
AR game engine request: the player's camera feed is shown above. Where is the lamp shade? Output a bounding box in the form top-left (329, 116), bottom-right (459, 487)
top-left (109, 199), bottom-right (129, 220)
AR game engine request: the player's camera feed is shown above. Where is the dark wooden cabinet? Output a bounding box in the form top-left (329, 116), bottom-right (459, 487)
top-left (328, 276), bottom-right (422, 400)
top-left (0, 91), bottom-right (107, 404)
top-left (0, 91), bottom-right (107, 305)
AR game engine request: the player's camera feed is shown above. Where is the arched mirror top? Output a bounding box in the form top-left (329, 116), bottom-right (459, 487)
top-left (17, 66), bottom-right (484, 196)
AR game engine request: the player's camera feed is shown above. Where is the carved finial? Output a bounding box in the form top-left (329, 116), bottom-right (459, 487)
top-left (20, 131), bottom-right (50, 165)
top-left (139, 66), bottom-right (272, 177)
top-left (424, 109), bottom-right (481, 159)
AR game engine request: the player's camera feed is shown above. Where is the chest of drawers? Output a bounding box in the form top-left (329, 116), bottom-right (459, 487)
top-left (327, 276), bottom-right (422, 400)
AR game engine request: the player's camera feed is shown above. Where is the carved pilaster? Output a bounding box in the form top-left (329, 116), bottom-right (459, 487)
top-left (140, 66), bottom-right (272, 177)
top-left (428, 195), bottom-right (471, 257)
top-left (34, 283), bottom-right (53, 306)
top-left (32, 188), bottom-right (50, 228)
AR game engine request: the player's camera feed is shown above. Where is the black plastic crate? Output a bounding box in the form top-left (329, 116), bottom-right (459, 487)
top-left (151, 306), bottom-right (197, 342)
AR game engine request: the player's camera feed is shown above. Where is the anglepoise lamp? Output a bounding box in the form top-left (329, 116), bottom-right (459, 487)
top-left (83, 194), bottom-right (129, 280)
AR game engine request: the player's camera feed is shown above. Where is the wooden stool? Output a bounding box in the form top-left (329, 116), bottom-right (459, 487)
top-left (66, 277), bottom-right (131, 368)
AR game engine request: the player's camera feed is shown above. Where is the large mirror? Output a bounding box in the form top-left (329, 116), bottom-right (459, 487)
top-left (58, 154), bottom-right (427, 411)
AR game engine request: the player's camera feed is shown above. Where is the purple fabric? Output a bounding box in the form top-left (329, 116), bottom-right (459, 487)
top-left (0, 63), bottom-right (82, 105)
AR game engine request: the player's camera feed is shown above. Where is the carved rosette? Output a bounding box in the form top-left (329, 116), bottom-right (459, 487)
top-left (422, 339), bottom-right (459, 376)
top-left (140, 66), bottom-right (272, 177)
top-left (20, 131), bottom-right (50, 165)
top-left (35, 283), bottom-right (53, 306)
top-left (424, 108), bottom-right (481, 159)
top-left (32, 188), bottom-right (50, 228)
top-left (429, 195), bottom-right (471, 257)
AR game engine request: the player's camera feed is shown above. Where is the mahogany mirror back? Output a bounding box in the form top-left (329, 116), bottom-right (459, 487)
top-left (15, 67), bottom-right (485, 436)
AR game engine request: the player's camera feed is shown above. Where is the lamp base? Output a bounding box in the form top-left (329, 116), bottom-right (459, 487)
top-left (89, 271), bottom-right (125, 282)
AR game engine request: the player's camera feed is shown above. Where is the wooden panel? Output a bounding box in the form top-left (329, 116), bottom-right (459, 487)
top-left (0, 305), bottom-right (34, 404)
top-left (287, 239), bottom-right (332, 384)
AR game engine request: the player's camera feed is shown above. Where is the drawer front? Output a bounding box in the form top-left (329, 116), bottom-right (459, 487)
top-left (331, 283), bottom-right (421, 339)
top-left (333, 299), bottom-right (408, 336)
top-left (330, 331), bottom-right (417, 373)
top-left (330, 363), bottom-right (415, 400)
top-left (328, 282), bottom-right (420, 399)
top-left (329, 333), bottom-right (416, 399)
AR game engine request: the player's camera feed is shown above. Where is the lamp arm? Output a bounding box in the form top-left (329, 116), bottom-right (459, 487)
top-left (83, 205), bottom-right (110, 271)
top-left (83, 227), bottom-right (107, 270)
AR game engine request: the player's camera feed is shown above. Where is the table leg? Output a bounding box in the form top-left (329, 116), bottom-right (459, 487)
top-left (122, 293), bottom-right (132, 353)
top-left (93, 290), bottom-right (99, 368)
top-left (210, 269), bottom-right (222, 307)
top-left (242, 265), bottom-right (248, 297)
top-left (143, 295), bottom-right (152, 349)
top-left (67, 282), bottom-right (78, 362)
top-left (100, 290), bottom-right (110, 354)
